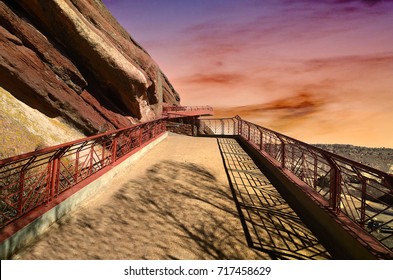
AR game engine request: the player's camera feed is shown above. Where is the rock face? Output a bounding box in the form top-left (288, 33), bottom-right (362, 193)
top-left (0, 0), bottom-right (180, 136)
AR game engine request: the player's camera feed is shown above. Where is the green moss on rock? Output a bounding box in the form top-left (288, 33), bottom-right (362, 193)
top-left (0, 87), bottom-right (85, 160)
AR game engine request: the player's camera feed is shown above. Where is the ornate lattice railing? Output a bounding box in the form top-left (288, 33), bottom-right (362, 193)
top-left (2, 112), bottom-right (392, 258)
top-left (163, 105), bottom-right (213, 113)
top-left (199, 116), bottom-right (393, 257)
top-left (0, 119), bottom-right (166, 230)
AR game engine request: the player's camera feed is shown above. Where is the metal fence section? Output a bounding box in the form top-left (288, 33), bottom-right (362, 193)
top-left (199, 116), bottom-right (393, 256)
top-left (0, 119), bottom-right (166, 229)
top-left (163, 105), bottom-right (214, 119)
top-left (197, 117), bottom-right (239, 135)
top-left (163, 105), bottom-right (213, 113)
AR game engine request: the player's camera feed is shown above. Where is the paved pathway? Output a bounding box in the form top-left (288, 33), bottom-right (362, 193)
top-left (13, 133), bottom-right (330, 259)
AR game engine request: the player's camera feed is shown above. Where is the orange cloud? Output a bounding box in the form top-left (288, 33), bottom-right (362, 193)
top-left (214, 89), bottom-right (329, 120)
top-left (181, 72), bottom-right (245, 85)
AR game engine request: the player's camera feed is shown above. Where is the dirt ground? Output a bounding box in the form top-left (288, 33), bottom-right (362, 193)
top-left (12, 133), bottom-right (329, 260)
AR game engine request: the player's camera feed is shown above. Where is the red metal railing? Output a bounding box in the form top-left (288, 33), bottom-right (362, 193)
top-left (199, 116), bottom-right (393, 257)
top-left (163, 105), bottom-right (213, 113)
top-left (0, 118), bottom-right (166, 230)
top-left (1, 109), bottom-right (392, 257)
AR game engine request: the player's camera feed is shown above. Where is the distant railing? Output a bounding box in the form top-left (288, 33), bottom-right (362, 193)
top-left (0, 118), bottom-right (166, 230)
top-left (163, 105), bottom-right (213, 113)
top-left (199, 116), bottom-right (393, 257)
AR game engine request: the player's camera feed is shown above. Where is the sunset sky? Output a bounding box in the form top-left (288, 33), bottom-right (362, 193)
top-left (102, 0), bottom-right (393, 147)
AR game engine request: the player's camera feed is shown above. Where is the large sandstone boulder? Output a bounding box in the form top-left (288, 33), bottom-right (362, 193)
top-left (0, 0), bottom-right (180, 137)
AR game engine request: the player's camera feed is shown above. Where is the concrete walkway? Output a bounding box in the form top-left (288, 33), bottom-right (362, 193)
top-left (12, 133), bottom-right (330, 259)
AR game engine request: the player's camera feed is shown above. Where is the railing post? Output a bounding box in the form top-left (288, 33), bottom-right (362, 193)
top-left (353, 167), bottom-right (366, 226)
top-left (330, 165), bottom-right (341, 213)
top-left (112, 137), bottom-right (117, 164)
top-left (292, 146), bottom-right (295, 170)
top-left (18, 170), bottom-right (26, 214)
top-left (139, 127), bottom-right (143, 146)
top-left (89, 145), bottom-right (94, 174)
top-left (74, 150), bottom-right (80, 183)
top-left (49, 157), bottom-right (60, 201)
top-left (258, 127), bottom-right (263, 151)
top-left (300, 152), bottom-right (305, 181)
top-left (247, 123), bottom-right (251, 141)
top-left (101, 142), bottom-right (106, 165)
top-left (360, 178), bottom-right (367, 226)
top-left (277, 135), bottom-right (285, 169)
top-left (192, 117), bottom-right (197, 136)
top-left (148, 123), bottom-right (152, 139)
top-left (313, 156), bottom-right (318, 189)
top-left (273, 138), bottom-right (277, 158)
top-left (386, 175), bottom-right (393, 203)
top-left (151, 123), bottom-right (156, 138)
top-left (195, 118), bottom-right (200, 136)
top-left (220, 119), bottom-right (224, 135)
top-left (324, 155), bottom-right (341, 213)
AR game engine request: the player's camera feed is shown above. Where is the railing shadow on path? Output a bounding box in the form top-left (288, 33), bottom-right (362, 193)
top-left (216, 137), bottom-right (331, 260)
top-left (14, 159), bottom-right (275, 259)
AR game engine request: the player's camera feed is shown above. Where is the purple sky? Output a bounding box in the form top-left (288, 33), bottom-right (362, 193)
top-left (102, 0), bottom-right (393, 147)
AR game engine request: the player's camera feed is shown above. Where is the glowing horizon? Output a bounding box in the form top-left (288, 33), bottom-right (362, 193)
top-left (102, 0), bottom-right (393, 147)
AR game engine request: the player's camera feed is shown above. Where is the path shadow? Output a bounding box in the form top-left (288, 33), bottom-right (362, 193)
top-left (15, 158), bottom-right (275, 259)
top-left (115, 160), bottom-right (271, 259)
top-left (216, 138), bottom-right (331, 260)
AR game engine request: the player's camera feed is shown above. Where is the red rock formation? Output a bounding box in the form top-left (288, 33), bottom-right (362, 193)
top-left (0, 0), bottom-right (180, 134)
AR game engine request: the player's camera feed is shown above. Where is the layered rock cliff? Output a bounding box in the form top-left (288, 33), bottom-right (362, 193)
top-left (0, 0), bottom-right (180, 158)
